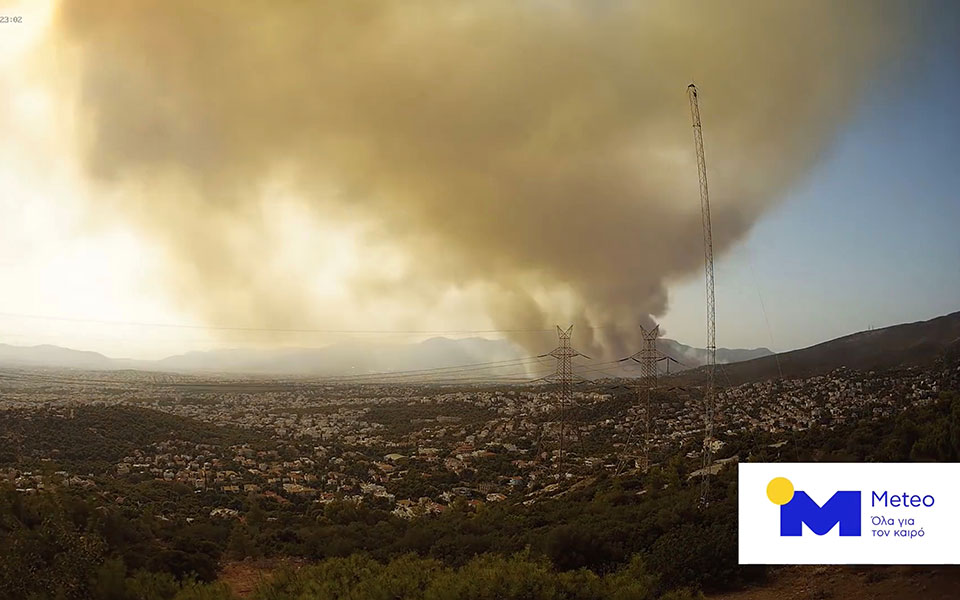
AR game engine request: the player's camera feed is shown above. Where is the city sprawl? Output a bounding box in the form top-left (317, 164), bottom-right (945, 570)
top-left (0, 363), bottom-right (944, 517)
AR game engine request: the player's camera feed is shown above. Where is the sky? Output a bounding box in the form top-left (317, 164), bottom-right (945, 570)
top-left (661, 4), bottom-right (960, 350)
top-left (0, 1), bottom-right (957, 361)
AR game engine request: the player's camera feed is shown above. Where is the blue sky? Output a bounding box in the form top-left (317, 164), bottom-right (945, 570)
top-left (663, 4), bottom-right (960, 351)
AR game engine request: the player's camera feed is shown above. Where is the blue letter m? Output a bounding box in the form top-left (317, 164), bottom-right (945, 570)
top-left (780, 491), bottom-right (861, 536)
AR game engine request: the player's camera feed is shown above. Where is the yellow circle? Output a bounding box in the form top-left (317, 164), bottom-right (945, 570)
top-left (766, 477), bottom-right (794, 505)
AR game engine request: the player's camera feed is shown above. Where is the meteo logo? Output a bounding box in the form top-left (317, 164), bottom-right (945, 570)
top-left (740, 464), bottom-right (959, 564)
top-left (766, 477), bottom-right (861, 536)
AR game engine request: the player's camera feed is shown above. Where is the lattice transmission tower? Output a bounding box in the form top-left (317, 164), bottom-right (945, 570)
top-left (617, 325), bottom-right (660, 473)
top-left (637, 325), bottom-right (660, 381)
top-left (688, 83), bottom-right (717, 507)
top-left (544, 325), bottom-right (586, 475)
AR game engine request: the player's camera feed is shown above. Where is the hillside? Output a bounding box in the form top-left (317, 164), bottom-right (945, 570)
top-left (705, 311), bottom-right (960, 385)
top-left (0, 343), bottom-right (116, 370)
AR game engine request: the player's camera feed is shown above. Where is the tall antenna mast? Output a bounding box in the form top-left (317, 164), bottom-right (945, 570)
top-left (688, 83), bottom-right (716, 506)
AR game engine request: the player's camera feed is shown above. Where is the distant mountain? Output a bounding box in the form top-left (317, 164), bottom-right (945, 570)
top-left (14, 308), bottom-right (957, 379)
top-left (0, 335), bottom-right (770, 377)
top-left (155, 337), bottom-right (526, 376)
top-left (0, 338), bottom-right (528, 376)
top-left (0, 344), bottom-right (116, 370)
top-left (657, 339), bottom-right (772, 368)
top-left (697, 311), bottom-right (960, 385)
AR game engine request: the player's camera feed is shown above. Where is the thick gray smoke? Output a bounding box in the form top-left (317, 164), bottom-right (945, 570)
top-left (53, 0), bottom-right (914, 357)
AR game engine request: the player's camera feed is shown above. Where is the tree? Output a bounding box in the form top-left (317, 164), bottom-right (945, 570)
top-left (226, 524), bottom-right (256, 561)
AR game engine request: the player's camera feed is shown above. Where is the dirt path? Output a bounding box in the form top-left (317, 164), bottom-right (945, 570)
top-left (711, 566), bottom-right (960, 600)
top-left (220, 559), bottom-right (307, 598)
top-left (221, 560), bottom-right (960, 599)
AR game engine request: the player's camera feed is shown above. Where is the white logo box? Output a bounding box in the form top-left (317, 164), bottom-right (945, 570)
top-left (739, 462), bottom-right (960, 564)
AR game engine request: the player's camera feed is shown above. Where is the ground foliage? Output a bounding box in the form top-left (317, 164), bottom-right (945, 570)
top-left (1, 373), bottom-right (957, 600)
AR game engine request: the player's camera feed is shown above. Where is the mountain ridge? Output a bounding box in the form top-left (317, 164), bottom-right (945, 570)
top-left (683, 310), bottom-right (960, 385)
top-left (3, 310), bottom-right (956, 379)
top-left (0, 336), bottom-right (769, 376)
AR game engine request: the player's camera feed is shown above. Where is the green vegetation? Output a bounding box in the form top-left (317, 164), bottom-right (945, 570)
top-left (253, 553), bottom-right (698, 600)
top-left (363, 401), bottom-right (494, 436)
top-left (1, 383), bottom-right (957, 599)
top-left (0, 406), bottom-right (266, 473)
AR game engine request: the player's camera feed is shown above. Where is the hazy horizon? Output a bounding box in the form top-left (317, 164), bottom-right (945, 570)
top-left (0, 327), bottom-right (780, 361)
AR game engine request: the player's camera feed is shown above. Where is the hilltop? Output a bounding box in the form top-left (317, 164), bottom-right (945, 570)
top-left (690, 311), bottom-right (960, 385)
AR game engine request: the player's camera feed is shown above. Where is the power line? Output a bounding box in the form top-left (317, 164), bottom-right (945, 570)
top-left (0, 311), bottom-right (614, 336)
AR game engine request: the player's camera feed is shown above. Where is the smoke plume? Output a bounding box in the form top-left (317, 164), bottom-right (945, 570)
top-left (52, 0), bottom-right (914, 357)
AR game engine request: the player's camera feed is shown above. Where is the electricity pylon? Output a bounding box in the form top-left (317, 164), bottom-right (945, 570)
top-left (617, 325), bottom-right (665, 473)
top-left (638, 325), bottom-right (660, 380)
top-left (620, 325), bottom-right (661, 380)
top-left (613, 385), bottom-right (654, 474)
top-left (688, 83), bottom-right (717, 507)
top-left (544, 325), bottom-right (586, 475)
top-left (617, 325), bottom-right (686, 473)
